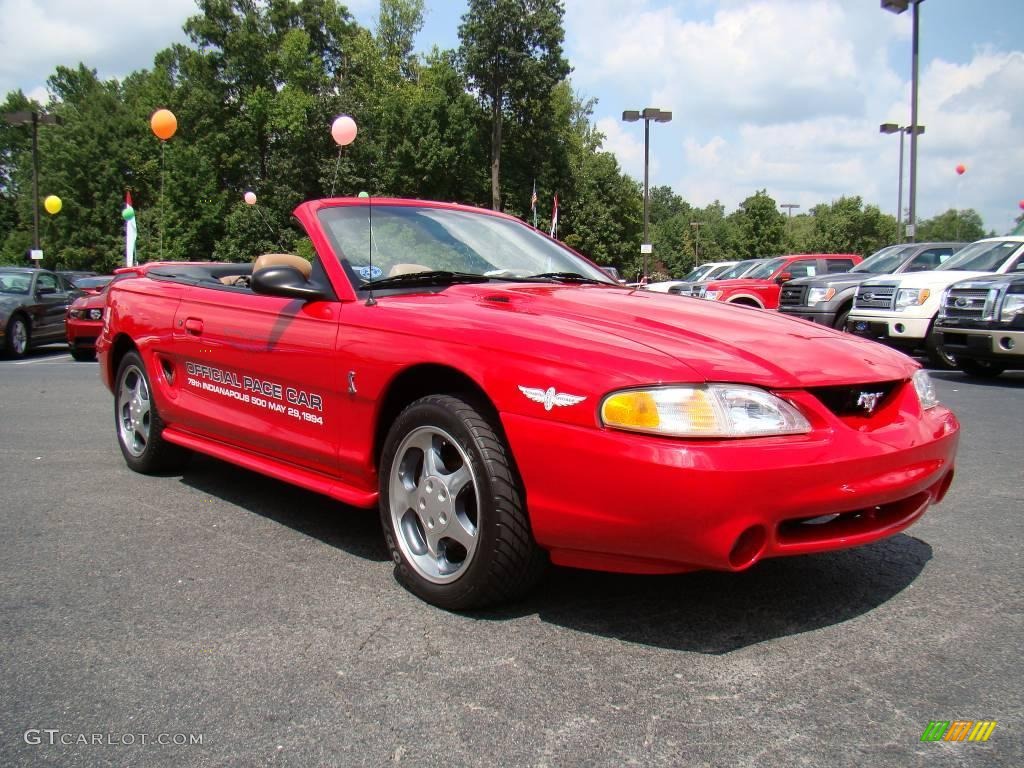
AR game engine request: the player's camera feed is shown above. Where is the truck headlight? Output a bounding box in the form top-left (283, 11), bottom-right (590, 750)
top-left (807, 287), bottom-right (836, 305)
top-left (601, 384), bottom-right (811, 438)
top-left (896, 288), bottom-right (931, 308)
top-left (704, 290), bottom-right (722, 301)
top-left (912, 369), bottom-right (939, 410)
top-left (1000, 294), bottom-right (1024, 322)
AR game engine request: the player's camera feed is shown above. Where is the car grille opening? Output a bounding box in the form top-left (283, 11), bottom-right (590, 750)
top-left (807, 381), bottom-right (899, 418)
top-left (942, 287), bottom-right (994, 322)
top-left (779, 285), bottom-right (806, 307)
top-left (854, 284), bottom-right (896, 310)
top-left (777, 492), bottom-right (930, 546)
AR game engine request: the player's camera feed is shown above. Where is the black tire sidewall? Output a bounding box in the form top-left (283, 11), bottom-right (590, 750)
top-left (114, 350), bottom-right (181, 473)
top-left (5, 316), bottom-right (29, 358)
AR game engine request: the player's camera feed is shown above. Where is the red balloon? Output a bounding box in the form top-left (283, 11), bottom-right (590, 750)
top-left (1019, 200), bottom-right (1024, 211)
top-left (955, 164), bottom-right (966, 176)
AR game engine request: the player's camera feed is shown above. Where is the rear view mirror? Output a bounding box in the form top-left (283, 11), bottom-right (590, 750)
top-left (251, 265), bottom-right (329, 301)
top-left (775, 272), bottom-right (792, 284)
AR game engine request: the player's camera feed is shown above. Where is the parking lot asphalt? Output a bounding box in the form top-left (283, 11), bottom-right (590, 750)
top-left (0, 347), bottom-right (1021, 767)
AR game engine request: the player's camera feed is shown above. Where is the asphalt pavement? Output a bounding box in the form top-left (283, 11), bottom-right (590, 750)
top-left (1, 347), bottom-right (1021, 767)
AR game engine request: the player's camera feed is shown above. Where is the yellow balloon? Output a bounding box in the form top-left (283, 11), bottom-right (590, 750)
top-left (44, 195), bottom-right (62, 215)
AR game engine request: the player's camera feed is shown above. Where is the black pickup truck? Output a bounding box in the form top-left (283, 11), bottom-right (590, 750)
top-left (779, 242), bottom-right (963, 329)
top-left (933, 271), bottom-right (1024, 378)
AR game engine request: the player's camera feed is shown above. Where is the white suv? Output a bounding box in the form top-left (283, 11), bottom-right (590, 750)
top-left (846, 236), bottom-right (1024, 368)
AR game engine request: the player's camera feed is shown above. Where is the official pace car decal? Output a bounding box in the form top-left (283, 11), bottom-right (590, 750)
top-left (518, 385), bottom-right (586, 412)
top-left (185, 361), bottom-right (325, 426)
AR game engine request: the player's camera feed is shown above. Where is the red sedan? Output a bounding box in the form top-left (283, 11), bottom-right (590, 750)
top-left (97, 199), bottom-right (959, 609)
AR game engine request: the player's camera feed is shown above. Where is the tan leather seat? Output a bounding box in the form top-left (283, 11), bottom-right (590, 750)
top-left (388, 263), bottom-right (430, 277)
top-left (253, 253), bottom-right (312, 279)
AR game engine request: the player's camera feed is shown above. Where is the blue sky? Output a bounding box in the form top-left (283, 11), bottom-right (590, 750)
top-left (2, 0), bottom-right (1022, 233)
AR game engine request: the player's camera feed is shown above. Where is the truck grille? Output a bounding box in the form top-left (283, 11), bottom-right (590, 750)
top-left (854, 284), bottom-right (896, 310)
top-left (779, 285), bottom-right (806, 307)
top-left (941, 287), bottom-right (994, 321)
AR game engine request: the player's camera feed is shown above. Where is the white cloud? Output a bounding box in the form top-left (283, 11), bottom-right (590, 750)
top-left (0, 0), bottom-right (197, 100)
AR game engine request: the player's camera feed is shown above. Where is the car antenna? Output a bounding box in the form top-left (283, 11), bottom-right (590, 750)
top-left (365, 193), bottom-right (376, 306)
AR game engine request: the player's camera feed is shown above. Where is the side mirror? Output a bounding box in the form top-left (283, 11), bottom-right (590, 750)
top-left (36, 286), bottom-right (57, 296)
top-left (775, 272), bottom-right (792, 284)
top-left (251, 265), bottom-right (329, 301)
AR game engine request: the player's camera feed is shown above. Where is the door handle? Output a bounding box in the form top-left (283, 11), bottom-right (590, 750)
top-left (184, 318), bottom-right (204, 335)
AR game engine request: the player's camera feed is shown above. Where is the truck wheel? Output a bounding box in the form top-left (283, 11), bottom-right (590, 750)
top-left (114, 351), bottom-right (188, 473)
top-left (958, 358), bottom-right (1005, 379)
top-left (834, 307), bottom-right (851, 331)
top-left (925, 324), bottom-right (957, 370)
top-left (379, 394), bottom-right (546, 610)
top-left (70, 346), bottom-right (95, 362)
top-left (4, 315), bottom-right (29, 358)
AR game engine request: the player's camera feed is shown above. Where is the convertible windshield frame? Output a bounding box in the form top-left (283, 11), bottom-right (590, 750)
top-left (315, 203), bottom-right (616, 291)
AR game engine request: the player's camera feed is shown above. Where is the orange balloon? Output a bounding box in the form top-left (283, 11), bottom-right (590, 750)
top-left (150, 109), bottom-right (177, 141)
top-left (955, 163), bottom-right (966, 176)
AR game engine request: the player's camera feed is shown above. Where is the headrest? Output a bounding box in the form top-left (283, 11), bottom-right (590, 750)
top-left (253, 253), bottom-right (312, 279)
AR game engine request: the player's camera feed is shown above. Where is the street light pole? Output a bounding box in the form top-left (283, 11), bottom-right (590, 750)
top-left (623, 107), bottom-right (672, 281)
top-left (882, 0), bottom-right (925, 241)
top-left (3, 109), bottom-right (63, 254)
top-left (690, 221), bottom-right (702, 266)
top-left (780, 204), bottom-right (800, 218)
top-left (880, 122), bottom-right (924, 240)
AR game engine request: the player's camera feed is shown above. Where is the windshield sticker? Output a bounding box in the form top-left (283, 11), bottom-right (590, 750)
top-left (357, 265), bottom-right (383, 280)
top-left (185, 361), bottom-right (324, 426)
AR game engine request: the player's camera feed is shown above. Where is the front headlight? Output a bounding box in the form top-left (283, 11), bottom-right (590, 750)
top-left (912, 369), bottom-right (939, 410)
top-left (600, 384), bottom-right (811, 438)
top-left (896, 288), bottom-right (931, 308)
top-left (704, 290), bottom-right (722, 301)
top-left (1000, 294), bottom-right (1024, 323)
top-left (807, 287), bottom-right (836, 305)
top-left (88, 308), bottom-right (103, 320)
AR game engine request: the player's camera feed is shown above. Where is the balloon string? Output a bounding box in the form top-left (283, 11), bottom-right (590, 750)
top-left (331, 147), bottom-right (342, 197)
top-left (255, 205), bottom-right (279, 243)
top-left (159, 141), bottom-right (165, 260)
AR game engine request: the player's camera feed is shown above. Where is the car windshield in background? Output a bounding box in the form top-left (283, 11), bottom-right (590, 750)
top-left (743, 257), bottom-right (784, 280)
top-left (0, 271), bottom-right (32, 294)
top-left (317, 204), bottom-right (614, 288)
top-left (939, 240), bottom-right (1020, 272)
top-left (717, 260), bottom-right (759, 280)
top-left (851, 245), bottom-right (916, 273)
top-left (72, 275), bottom-right (114, 290)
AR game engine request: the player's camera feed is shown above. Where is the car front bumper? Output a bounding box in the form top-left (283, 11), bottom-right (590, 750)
top-left (501, 387), bottom-right (958, 575)
top-left (936, 325), bottom-right (1024, 365)
top-left (845, 314), bottom-right (932, 350)
top-left (778, 307), bottom-right (838, 326)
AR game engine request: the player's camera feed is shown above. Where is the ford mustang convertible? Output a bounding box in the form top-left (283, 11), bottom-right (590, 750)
top-left (97, 198), bottom-right (959, 610)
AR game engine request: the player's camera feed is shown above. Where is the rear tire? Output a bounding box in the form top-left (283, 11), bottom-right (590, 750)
top-left (379, 393), bottom-right (546, 610)
top-left (957, 358), bottom-right (1005, 379)
top-left (70, 346), bottom-right (95, 362)
top-left (114, 351), bottom-right (188, 473)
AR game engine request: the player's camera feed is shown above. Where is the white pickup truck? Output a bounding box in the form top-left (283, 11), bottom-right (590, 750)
top-left (845, 236), bottom-right (1024, 368)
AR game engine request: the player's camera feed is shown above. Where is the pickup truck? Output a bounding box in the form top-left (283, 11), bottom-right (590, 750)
top-left (933, 271), bottom-right (1024, 377)
top-left (96, 198), bottom-right (959, 610)
top-left (696, 253), bottom-right (862, 309)
top-left (846, 237), bottom-right (1024, 368)
top-left (779, 243), bottom-right (963, 329)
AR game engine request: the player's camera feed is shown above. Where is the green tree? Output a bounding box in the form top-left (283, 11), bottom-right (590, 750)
top-left (805, 196), bottom-right (898, 256)
top-left (458, 0), bottom-right (570, 210)
top-left (730, 190), bottom-right (786, 259)
top-left (377, 0), bottom-right (426, 79)
top-left (915, 208), bottom-right (986, 243)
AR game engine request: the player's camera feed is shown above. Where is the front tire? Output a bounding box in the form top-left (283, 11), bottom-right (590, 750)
top-left (114, 351), bottom-right (187, 473)
top-left (925, 323), bottom-right (957, 370)
top-left (379, 394), bottom-right (546, 610)
top-left (4, 315), bottom-right (29, 358)
top-left (958, 358), bottom-right (1005, 379)
top-left (70, 345), bottom-right (95, 362)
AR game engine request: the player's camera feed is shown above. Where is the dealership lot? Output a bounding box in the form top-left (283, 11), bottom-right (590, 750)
top-left (1, 349), bottom-right (1021, 767)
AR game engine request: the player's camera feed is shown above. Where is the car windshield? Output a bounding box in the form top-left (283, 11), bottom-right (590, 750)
top-left (0, 271), bottom-right (32, 294)
top-left (851, 245), bottom-right (916, 273)
top-left (72, 276), bottom-right (113, 289)
top-left (702, 263), bottom-right (736, 280)
top-left (743, 257), bottom-right (784, 280)
top-left (717, 260), bottom-right (758, 279)
top-left (317, 204), bottom-right (615, 288)
top-left (937, 240), bottom-right (1022, 272)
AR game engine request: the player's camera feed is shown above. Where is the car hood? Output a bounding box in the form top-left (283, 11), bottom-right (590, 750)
top-left (70, 292), bottom-right (106, 310)
top-left (859, 270), bottom-right (993, 290)
top-left (387, 284), bottom-right (918, 388)
top-left (785, 273), bottom-right (875, 289)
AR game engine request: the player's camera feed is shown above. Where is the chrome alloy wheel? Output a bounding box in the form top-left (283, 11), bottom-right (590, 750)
top-left (10, 318), bottom-right (28, 355)
top-left (389, 425), bottom-right (480, 584)
top-left (117, 363), bottom-right (152, 458)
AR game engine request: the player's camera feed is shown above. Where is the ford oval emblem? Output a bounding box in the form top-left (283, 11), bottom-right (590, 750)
top-left (955, 297), bottom-right (970, 308)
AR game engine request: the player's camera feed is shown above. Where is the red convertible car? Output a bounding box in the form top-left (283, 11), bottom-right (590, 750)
top-left (97, 199), bottom-right (959, 610)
